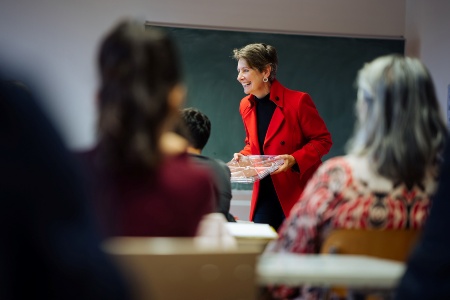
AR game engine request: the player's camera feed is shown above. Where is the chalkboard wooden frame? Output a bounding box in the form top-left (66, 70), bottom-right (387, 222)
top-left (145, 23), bottom-right (404, 189)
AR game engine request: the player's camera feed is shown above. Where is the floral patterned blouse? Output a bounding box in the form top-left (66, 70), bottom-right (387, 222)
top-left (264, 155), bottom-right (437, 299)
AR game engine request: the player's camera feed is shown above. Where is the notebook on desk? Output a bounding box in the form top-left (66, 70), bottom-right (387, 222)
top-left (226, 222), bottom-right (278, 239)
top-left (225, 222), bottom-right (278, 252)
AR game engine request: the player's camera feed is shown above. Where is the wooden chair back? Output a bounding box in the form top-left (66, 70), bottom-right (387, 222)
top-left (320, 229), bottom-right (421, 261)
top-left (320, 229), bottom-right (421, 299)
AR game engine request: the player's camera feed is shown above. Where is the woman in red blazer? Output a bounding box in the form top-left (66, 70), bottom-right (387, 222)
top-left (232, 43), bottom-right (332, 230)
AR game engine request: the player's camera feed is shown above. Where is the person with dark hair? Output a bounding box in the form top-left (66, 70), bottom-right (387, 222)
top-left (395, 147), bottom-right (450, 299)
top-left (0, 78), bottom-right (129, 299)
top-left (79, 20), bottom-right (215, 237)
top-left (179, 107), bottom-right (236, 222)
top-left (264, 54), bottom-right (448, 299)
top-left (232, 43), bottom-right (332, 230)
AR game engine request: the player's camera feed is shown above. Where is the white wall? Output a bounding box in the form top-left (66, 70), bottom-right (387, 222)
top-left (405, 0), bottom-right (450, 123)
top-left (0, 0), bottom-right (150, 149)
top-left (146, 0), bottom-right (405, 38)
top-left (0, 0), bottom-right (406, 150)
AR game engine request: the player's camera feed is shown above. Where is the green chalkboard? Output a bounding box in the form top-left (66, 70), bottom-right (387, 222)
top-left (147, 24), bottom-right (404, 189)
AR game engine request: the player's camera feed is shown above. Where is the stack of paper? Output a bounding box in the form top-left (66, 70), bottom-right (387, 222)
top-left (225, 222), bottom-right (278, 252)
top-left (225, 222), bottom-right (278, 239)
top-left (227, 155), bottom-right (284, 183)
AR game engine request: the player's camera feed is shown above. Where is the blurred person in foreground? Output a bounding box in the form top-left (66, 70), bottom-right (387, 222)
top-left (395, 138), bottom-right (450, 299)
top-left (78, 20), bottom-right (215, 237)
top-left (178, 107), bottom-right (236, 222)
top-left (264, 54), bottom-right (448, 299)
top-left (0, 76), bottom-right (129, 299)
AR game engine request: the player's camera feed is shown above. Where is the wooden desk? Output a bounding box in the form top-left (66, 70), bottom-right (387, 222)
top-left (257, 253), bottom-right (405, 289)
top-left (103, 237), bottom-right (260, 300)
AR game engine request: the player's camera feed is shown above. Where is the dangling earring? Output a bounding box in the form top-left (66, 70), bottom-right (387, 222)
top-left (263, 77), bottom-right (268, 83)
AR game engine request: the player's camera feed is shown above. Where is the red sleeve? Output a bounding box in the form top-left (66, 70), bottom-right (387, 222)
top-left (292, 93), bottom-right (332, 173)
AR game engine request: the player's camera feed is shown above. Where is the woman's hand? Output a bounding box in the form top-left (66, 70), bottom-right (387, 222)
top-left (233, 153), bottom-right (245, 161)
top-left (271, 154), bottom-right (296, 174)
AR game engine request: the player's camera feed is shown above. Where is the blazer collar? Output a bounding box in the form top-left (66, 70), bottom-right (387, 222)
top-left (248, 79), bottom-right (284, 108)
top-left (243, 79), bottom-right (286, 150)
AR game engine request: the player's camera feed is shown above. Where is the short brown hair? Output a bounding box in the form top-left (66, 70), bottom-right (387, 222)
top-left (232, 43), bottom-right (278, 82)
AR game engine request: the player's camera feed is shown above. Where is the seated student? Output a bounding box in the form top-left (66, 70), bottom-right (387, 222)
top-left (395, 145), bottom-right (450, 299)
top-left (178, 107), bottom-right (236, 222)
top-left (263, 54), bottom-right (448, 299)
top-left (0, 78), bottom-right (129, 299)
top-left (78, 20), bottom-right (216, 237)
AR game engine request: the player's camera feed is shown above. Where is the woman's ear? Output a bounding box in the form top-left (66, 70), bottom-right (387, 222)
top-left (264, 65), bottom-right (272, 79)
top-left (168, 83), bottom-right (187, 110)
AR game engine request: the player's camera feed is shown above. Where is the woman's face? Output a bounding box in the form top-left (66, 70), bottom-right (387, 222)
top-left (236, 58), bottom-right (269, 98)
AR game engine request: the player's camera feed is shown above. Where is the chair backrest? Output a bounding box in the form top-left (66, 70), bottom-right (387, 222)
top-left (320, 229), bottom-right (421, 262)
top-left (103, 237), bottom-right (260, 300)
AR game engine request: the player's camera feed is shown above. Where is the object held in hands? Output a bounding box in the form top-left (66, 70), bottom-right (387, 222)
top-left (227, 155), bottom-right (284, 183)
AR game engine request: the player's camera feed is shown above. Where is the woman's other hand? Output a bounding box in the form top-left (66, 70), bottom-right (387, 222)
top-left (272, 154), bottom-right (296, 174)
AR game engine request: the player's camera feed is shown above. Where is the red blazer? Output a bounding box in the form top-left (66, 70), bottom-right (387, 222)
top-left (238, 79), bottom-right (332, 220)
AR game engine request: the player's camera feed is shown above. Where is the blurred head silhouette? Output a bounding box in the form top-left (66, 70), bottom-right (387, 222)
top-left (96, 20), bottom-right (186, 175)
top-left (0, 70), bottom-right (129, 299)
top-left (348, 54), bottom-right (447, 188)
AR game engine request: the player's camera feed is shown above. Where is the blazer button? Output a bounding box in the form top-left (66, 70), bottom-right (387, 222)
top-left (280, 141), bottom-right (285, 145)
top-left (275, 96), bottom-right (279, 101)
